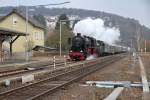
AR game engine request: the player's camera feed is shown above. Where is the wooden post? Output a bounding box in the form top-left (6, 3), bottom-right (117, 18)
top-left (9, 35), bottom-right (19, 56)
top-left (53, 56), bottom-right (56, 69)
top-left (10, 42), bottom-right (12, 56)
top-left (64, 55), bottom-right (67, 67)
top-left (10, 36), bottom-right (13, 56)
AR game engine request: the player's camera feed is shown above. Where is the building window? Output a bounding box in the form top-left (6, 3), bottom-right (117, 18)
top-left (35, 32), bottom-right (43, 40)
top-left (39, 33), bottom-right (41, 40)
top-left (35, 32), bottom-right (38, 40)
top-left (35, 32), bottom-right (44, 40)
top-left (13, 16), bottom-right (18, 25)
top-left (40, 34), bottom-right (43, 40)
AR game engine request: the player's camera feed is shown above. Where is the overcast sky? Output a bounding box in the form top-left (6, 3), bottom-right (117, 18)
top-left (1, 0), bottom-right (150, 28)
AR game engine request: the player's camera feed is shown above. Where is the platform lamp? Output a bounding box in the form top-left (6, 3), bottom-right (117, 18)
top-left (59, 20), bottom-right (68, 57)
top-left (59, 19), bottom-right (81, 57)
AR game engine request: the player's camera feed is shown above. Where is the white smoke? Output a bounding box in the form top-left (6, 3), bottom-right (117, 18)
top-left (86, 55), bottom-right (96, 60)
top-left (73, 18), bottom-right (120, 45)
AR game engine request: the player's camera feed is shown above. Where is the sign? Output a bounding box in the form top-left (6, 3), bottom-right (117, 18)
top-left (22, 74), bottom-right (34, 84)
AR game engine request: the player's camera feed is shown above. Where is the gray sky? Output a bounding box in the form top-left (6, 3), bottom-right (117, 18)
top-left (1, 0), bottom-right (150, 28)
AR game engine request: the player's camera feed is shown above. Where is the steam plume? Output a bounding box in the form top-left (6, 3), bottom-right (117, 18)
top-left (73, 18), bottom-right (120, 45)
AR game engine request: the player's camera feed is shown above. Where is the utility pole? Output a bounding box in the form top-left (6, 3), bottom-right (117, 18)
top-left (145, 40), bottom-right (146, 53)
top-left (130, 39), bottom-right (133, 57)
top-left (59, 20), bottom-right (62, 57)
top-left (18, 0), bottom-right (20, 7)
top-left (136, 24), bottom-right (141, 52)
top-left (25, 6), bottom-right (29, 62)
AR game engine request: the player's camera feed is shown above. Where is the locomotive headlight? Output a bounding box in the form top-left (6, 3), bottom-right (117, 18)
top-left (80, 50), bottom-right (83, 52)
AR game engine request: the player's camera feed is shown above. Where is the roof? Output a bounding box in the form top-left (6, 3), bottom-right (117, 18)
top-left (0, 27), bottom-right (28, 36)
top-left (0, 16), bottom-right (4, 20)
top-left (32, 45), bottom-right (57, 51)
top-left (0, 9), bottom-right (45, 30)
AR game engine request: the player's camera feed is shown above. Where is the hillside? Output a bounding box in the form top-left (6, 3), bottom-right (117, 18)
top-left (0, 6), bottom-right (150, 49)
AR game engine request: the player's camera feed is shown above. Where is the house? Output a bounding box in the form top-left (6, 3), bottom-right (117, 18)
top-left (0, 9), bottom-right (45, 58)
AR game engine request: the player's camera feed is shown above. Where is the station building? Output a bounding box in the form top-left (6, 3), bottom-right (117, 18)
top-left (0, 9), bottom-right (45, 61)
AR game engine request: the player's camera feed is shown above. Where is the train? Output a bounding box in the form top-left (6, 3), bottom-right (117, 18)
top-left (68, 33), bottom-right (127, 61)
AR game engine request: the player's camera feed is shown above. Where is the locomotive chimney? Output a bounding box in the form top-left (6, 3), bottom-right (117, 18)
top-left (77, 33), bottom-right (81, 36)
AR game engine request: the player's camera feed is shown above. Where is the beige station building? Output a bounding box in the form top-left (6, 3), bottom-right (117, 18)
top-left (0, 9), bottom-right (45, 60)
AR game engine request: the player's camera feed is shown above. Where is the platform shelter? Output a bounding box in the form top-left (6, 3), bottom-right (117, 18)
top-left (0, 27), bottom-right (28, 62)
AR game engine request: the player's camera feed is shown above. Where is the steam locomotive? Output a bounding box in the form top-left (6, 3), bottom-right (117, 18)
top-left (69, 33), bottom-right (126, 61)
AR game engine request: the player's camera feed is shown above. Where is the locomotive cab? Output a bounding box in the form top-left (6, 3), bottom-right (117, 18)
top-left (84, 36), bottom-right (96, 56)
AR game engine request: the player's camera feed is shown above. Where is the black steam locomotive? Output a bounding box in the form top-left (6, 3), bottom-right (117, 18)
top-left (69, 33), bottom-right (126, 61)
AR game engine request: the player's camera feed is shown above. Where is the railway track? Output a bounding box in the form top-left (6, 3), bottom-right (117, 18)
top-left (0, 55), bottom-right (124, 100)
top-left (0, 61), bottom-right (74, 79)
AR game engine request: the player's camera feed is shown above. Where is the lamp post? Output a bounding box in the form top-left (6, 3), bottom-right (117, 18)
top-left (59, 19), bottom-right (80, 57)
top-left (59, 20), bottom-right (69, 57)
